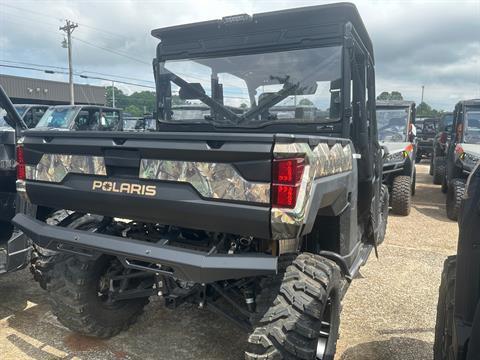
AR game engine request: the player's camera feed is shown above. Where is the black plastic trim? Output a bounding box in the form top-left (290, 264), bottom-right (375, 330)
top-left (12, 214), bottom-right (277, 283)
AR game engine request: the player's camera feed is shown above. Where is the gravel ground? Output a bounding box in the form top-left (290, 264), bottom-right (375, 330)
top-left (0, 163), bottom-right (458, 360)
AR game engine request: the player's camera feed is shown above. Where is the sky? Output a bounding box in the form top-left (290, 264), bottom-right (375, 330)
top-left (0, 0), bottom-right (479, 111)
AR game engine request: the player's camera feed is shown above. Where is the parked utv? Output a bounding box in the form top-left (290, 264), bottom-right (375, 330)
top-left (431, 112), bottom-right (454, 184)
top-left (416, 117), bottom-right (439, 162)
top-left (0, 87), bottom-right (40, 274)
top-left (444, 100), bottom-right (480, 220)
top-left (434, 163), bottom-right (480, 360)
top-left (35, 105), bottom-right (122, 131)
top-left (376, 100), bottom-right (417, 215)
top-left (13, 4), bottom-right (388, 359)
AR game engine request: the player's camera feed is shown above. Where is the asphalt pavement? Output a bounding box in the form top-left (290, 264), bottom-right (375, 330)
top-left (0, 163), bottom-right (458, 360)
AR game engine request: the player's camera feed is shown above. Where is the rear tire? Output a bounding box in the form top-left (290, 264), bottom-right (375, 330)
top-left (446, 179), bottom-right (465, 221)
top-left (441, 175), bottom-right (448, 194)
top-left (391, 175), bottom-right (412, 216)
top-left (377, 184), bottom-right (389, 246)
top-left (411, 168), bottom-right (417, 196)
top-left (433, 157), bottom-right (445, 185)
top-left (433, 256), bottom-right (456, 360)
top-left (48, 254), bottom-right (149, 338)
top-left (44, 214), bottom-right (150, 338)
top-left (246, 253), bottom-right (342, 360)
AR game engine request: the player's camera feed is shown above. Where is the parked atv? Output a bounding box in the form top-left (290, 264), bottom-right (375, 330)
top-left (434, 163), bottom-right (480, 360)
top-left (377, 100), bottom-right (417, 215)
top-left (13, 4), bottom-right (388, 359)
top-left (431, 112), bottom-right (454, 184)
top-left (444, 99), bottom-right (480, 220)
top-left (416, 117), bottom-right (439, 162)
top-left (0, 87), bottom-right (39, 274)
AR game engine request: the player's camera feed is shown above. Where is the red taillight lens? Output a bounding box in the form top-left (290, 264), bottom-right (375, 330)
top-left (16, 145), bottom-right (26, 180)
top-left (272, 158), bottom-right (304, 209)
top-left (273, 158), bottom-right (304, 185)
top-left (455, 144), bottom-right (464, 154)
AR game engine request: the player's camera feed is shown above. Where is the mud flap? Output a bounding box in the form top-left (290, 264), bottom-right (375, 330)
top-left (0, 230), bottom-right (31, 274)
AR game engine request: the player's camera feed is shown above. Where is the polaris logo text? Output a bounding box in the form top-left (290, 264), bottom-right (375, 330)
top-left (92, 181), bottom-right (156, 196)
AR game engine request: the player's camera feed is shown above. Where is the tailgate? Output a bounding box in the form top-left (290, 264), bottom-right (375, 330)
top-left (21, 131), bottom-right (274, 238)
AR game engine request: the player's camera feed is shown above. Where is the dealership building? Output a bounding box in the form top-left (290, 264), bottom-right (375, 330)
top-left (0, 74), bottom-right (106, 106)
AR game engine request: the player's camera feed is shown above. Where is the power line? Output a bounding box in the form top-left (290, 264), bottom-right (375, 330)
top-left (0, 64), bottom-right (155, 89)
top-left (0, 59), bottom-right (154, 84)
top-left (72, 36), bottom-right (150, 65)
top-left (2, 3), bottom-right (127, 40)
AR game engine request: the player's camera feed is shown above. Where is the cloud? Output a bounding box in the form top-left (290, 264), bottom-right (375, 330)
top-left (0, 0), bottom-right (479, 110)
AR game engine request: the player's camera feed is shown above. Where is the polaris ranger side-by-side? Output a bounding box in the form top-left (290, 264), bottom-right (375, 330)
top-left (444, 99), bottom-right (480, 220)
top-left (0, 87), bottom-right (42, 274)
top-left (13, 4), bottom-right (388, 359)
top-left (432, 112), bottom-right (454, 184)
top-left (376, 100), bottom-right (417, 215)
top-left (416, 117), bottom-right (439, 162)
top-left (434, 163), bottom-right (480, 360)
top-left (35, 105), bottom-right (122, 131)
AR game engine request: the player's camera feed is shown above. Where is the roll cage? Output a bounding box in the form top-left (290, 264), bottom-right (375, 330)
top-left (151, 3), bottom-right (378, 185)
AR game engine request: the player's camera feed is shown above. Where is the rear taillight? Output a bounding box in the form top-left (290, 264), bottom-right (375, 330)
top-left (272, 158), bottom-right (304, 209)
top-left (16, 145), bottom-right (26, 180)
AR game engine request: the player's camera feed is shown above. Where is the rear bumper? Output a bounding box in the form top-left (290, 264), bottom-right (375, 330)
top-left (12, 214), bottom-right (278, 283)
top-left (0, 229), bottom-right (31, 274)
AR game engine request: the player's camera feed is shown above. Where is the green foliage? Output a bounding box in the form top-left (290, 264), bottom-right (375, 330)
top-left (377, 91), bottom-right (404, 101)
top-left (298, 98), bottom-right (314, 106)
top-left (106, 87), bottom-right (187, 113)
top-left (124, 105), bottom-right (143, 117)
top-left (416, 101), bottom-right (443, 117)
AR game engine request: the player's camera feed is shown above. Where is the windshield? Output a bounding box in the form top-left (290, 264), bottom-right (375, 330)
top-left (157, 46), bottom-right (342, 127)
top-left (464, 108), bottom-right (480, 144)
top-left (35, 107), bottom-right (78, 129)
top-left (123, 117), bottom-right (156, 131)
top-left (442, 114), bottom-right (453, 127)
top-left (376, 107), bottom-right (409, 142)
top-left (14, 106), bottom-right (28, 117)
top-left (422, 119), bottom-right (437, 134)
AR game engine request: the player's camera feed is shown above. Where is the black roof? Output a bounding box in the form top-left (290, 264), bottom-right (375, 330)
top-left (48, 105), bottom-right (121, 111)
top-left (376, 100), bottom-right (415, 108)
top-left (13, 104), bottom-right (50, 108)
top-left (152, 3), bottom-right (373, 61)
top-left (458, 99), bottom-right (480, 106)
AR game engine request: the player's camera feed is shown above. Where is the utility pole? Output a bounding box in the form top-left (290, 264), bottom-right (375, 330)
top-left (60, 20), bottom-right (78, 105)
top-left (112, 81), bottom-right (115, 108)
top-left (421, 85), bottom-right (425, 103)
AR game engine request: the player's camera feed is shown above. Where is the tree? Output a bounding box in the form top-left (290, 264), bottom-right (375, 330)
top-left (105, 87), bottom-right (128, 108)
top-left (390, 91), bottom-right (403, 100)
top-left (240, 103), bottom-right (248, 109)
top-left (377, 91), bottom-right (404, 101)
top-left (124, 105), bottom-right (143, 117)
top-left (298, 98), bottom-right (314, 106)
top-left (416, 101), bottom-right (442, 117)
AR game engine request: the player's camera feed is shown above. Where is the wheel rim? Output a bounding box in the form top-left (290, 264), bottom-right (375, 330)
top-left (316, 298), bottom-right (333, 359)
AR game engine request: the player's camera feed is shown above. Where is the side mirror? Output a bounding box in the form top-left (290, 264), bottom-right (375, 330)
top-left (179, 83), bottom-right (205, 100)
